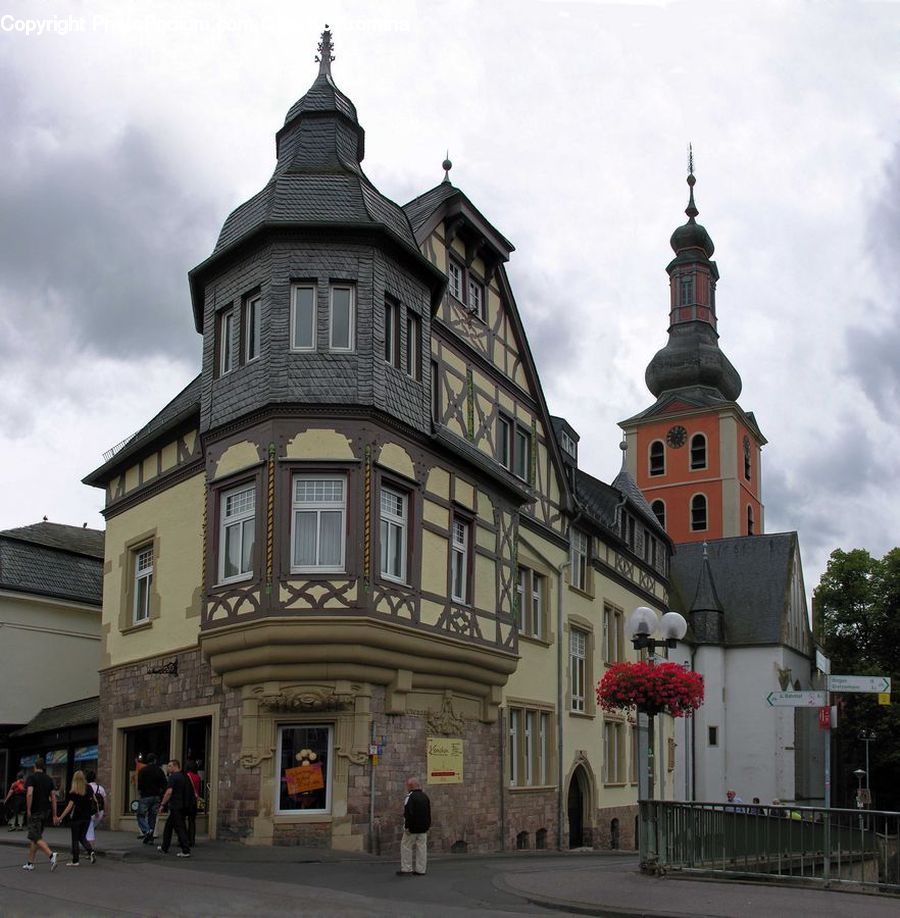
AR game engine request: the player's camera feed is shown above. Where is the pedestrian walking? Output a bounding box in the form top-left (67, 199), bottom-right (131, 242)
top-left (55, 771), bottom-right (97, 866)
top-left (185, 760), bottom-right (201, 847)
top-left (156, 759), bottom-right (192, 857)
top-left (136, 753), bottom-right (168, 844)
top-left (4, 772), bottom-right (26, 830)
top-left (22, 757), bottom-right (59, 872)
top-left (85, 769), bottom-right (107, 846)
top-left (396, 776), bottom-right (431, 877)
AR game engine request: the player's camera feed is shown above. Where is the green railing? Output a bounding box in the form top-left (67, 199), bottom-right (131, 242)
top-left (639, 800), bottom-right (900, 892)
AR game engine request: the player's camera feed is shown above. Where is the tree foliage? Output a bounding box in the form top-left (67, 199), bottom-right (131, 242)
top-left (814, 547), bottom-right (900, 809)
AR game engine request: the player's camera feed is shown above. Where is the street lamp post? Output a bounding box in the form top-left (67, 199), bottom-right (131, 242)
top-left (858, 730), bottom-right (876, 805)
top-left (626, 607), bottom-right (688, 801)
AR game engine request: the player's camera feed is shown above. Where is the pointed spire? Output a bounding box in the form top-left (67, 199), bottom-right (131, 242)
top-left (442, 152), bottom-right (453, 184)
top-left (685, 143), bottom-right (699, 223)
top-left (316, 24), bottom-right (335, 77)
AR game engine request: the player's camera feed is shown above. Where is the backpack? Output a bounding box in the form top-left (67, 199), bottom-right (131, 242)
top-left (90, 783), bottom-right (105, 815)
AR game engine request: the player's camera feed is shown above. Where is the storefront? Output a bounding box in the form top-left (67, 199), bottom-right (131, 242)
top-left (8, 697), bottom-right (99, 793)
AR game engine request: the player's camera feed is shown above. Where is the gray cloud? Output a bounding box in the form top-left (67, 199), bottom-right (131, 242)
top-left (0, 67), bottom-right (218, 366)
top-left (844, 142), bottom-right (900, 417)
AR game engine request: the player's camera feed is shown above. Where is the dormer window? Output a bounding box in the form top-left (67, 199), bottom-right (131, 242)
top-left (467, 277), bottom-right (485, 321)
top-left (560, 430), bottom-right (577, 461)
top-left (446, 256), bottom-right (487, 323)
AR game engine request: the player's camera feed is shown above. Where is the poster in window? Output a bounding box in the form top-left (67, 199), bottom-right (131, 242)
top-left (285, 762), bottom-right (324, 795)
top-left (426, 737), bottom-right (463, 785)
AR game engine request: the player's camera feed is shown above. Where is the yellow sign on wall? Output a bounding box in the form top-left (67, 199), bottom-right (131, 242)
top-left (426, 737), bottom-right (463, 785)
top-left (878, 692), bottom-right (891, 705)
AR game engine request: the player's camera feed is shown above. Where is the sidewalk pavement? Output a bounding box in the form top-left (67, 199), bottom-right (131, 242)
top-left (3, 826), bottom-right (898, 917)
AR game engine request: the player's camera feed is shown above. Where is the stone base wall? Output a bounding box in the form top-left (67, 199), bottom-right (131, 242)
top-left (361, 687), bottom-right (504, 856)
top-left (504, 789), bottom-right (557, 851)
top-left (594, 804), bottom-right (638, 850)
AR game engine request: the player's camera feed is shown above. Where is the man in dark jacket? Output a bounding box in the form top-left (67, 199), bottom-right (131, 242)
top-left (156, 759), bottom-right (192, 857)
top-left (136, 754), bottom-right (168, 844)
top-left (397, 777), bottom-right (431, 876)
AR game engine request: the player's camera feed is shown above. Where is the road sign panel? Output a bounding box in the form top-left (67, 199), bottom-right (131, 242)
top-left (828, 675), bottom-right (891, 694)
top-left (767, 691), bottom-right (827, 707)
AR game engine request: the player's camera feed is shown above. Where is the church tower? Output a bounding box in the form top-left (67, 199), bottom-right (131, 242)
top-left (620, 157), bottom-right (765, 544)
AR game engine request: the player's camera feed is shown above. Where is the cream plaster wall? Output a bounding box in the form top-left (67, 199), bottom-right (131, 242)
top-left (104, 473), bottom-right (204, 667)
top-left (0, 594), bottom-right (101, 722)
top-left (214, 441), bottom-right (262, 480)
top-left (284, 428), bottom-right (354, 460)
top-left (378, 443), bottom-right (415, 479)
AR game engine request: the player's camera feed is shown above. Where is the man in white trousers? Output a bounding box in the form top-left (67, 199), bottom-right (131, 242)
top-left (396, 776), bottom-right (431, 876)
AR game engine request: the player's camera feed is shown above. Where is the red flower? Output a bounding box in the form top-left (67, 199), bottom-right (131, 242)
top-left (596, 662), bottom-right (704, 718)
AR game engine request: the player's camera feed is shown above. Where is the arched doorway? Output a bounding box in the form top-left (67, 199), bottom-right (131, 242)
top-left (567, 765), bottom-right (589, 848)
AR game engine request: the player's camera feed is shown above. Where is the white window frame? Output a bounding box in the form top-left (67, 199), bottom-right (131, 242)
top-left (384, 299), bottom-right (400, 367)
top-left (498, 416), bottom-right (512, 470)
top-left (133, 545), bottom-right (153, 624)
top-left (379, 485), bottom-right (407, 584)
top-left (245, 295), bottom-right (262, 363)
top-left (513, 425), bottom-right (530, 481)
top-left (405, 311), bottom-right (420, 379)
top-left (531, 573), bottom-right (544, 640)
top-left (329, 284), bottom-right (355, 352)
top-left (219, 309), bottom-right (234, 376)
top-left (516, 567), bottom-right (526, 631)
top-left (649, 440), bottom-right (665, 476)
top-left (524, 710), bottom-right (535, 785)
top-left (467, 276), bottom-right (485, 320)
top-left (508, 709), bottom-right (520, 786)
top-left (291, 284), bottom-right (316, 352)
top-left (539, 712), bottom-right (550, 785)
top-left (570, 529), bottom-right (588, 591)
top-left (560, 430), bottom-right (577, 459)
top-left (690, 433), bottom-right (707, 470)
top-left (570, 627), bottom-right (587, 712)
top-left (604, 605), bottom-right (623, 663)
top-left (447, 260), bottom-right (463, 301)
top-left (450, 517), bottom-right (469, 604)
top-left (290, 474), bottom-right (347, 573)
top-left (604, 720), bottom-right (625, 784)
top-left (275, 724), bottom-right (334, 816)
top-left (218, 484), bottom-right (256, 584)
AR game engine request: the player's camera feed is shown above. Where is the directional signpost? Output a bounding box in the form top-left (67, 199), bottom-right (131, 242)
top-left (827, 675), bottom-right (891, 694)
top-left (766, 691), bottom-right (827, 707)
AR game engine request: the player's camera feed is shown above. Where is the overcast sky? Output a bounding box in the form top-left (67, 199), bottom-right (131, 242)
top-left (1, 0), bottom-right (897, 596)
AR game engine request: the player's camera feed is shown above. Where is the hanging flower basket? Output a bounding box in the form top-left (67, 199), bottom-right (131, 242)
top-left (596, 661), bottom-right (704, 718)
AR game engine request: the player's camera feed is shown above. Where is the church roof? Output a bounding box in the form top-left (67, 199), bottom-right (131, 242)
top-left (668, 533), bottom-right (802, 646)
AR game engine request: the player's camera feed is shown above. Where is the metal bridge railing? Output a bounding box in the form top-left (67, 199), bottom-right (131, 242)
top-left (639, 799), bottom-right (900, 893)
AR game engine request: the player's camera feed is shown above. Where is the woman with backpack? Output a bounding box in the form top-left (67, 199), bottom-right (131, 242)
top-left (55, 770), bottom-right (97, 865)
top-left (85, 769), bottom-right (107, 846)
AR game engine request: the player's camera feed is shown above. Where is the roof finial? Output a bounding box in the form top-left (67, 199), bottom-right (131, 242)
top-left (685, 142), bottom-right (699, 223)
top-left (316, 25), bottom-right (335, 77)
top-left (619, 438), bottom-right (628, 470)
top-left (442, 151), bottom-right (452, 184)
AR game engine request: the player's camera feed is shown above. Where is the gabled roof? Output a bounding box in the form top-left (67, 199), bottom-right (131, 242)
top-left (0, 524), bottom-right (103, 606)
top-left (668, 533), bottom-right (804, 647)
top-left (84, 374), bottom-right (201, 486)
top-left (573, 467), bottom-right (668, 544)
top-left (11, 696), bottom-right (99, 737)
top-left (611, 467), bottom-right (668, 537)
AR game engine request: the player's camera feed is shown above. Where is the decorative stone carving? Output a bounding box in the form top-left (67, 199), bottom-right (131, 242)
top-left (335, 746), bottom-right (369, 766)
top-left (424, 697), bottom-right (467, 737)
top-left (239, 747), bottom-right (274, 769)
top-left (250, 683), bottom-right (361, 712)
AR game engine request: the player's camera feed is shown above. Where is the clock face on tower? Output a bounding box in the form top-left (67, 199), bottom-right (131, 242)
top-left (666, 425), bottom-right (687, 448)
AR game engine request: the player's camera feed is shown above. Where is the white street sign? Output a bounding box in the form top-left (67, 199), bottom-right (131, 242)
top-left (767, 691), bottom-right (827, 707)
top-left (827, 675), bottom-right (891, 694)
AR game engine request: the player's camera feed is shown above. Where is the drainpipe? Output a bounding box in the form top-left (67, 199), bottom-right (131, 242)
top-left (499, 710), bottom-right (506, 851)
top-left (519, 533), bottom-right (572, 852)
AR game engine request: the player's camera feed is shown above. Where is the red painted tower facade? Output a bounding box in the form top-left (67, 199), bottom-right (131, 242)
top-left (620, 163), bottom-right (765, 544)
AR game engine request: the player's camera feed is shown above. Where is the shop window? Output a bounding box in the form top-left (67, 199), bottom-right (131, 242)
top-left (123, 723), bottom-right (171, 815)
top-left (276, 725), bottom-right (333, 815)
top-left (182, 717), bottom-right (212, 813)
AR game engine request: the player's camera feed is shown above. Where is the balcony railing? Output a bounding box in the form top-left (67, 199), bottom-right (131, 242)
top-left (639, 800), bottom-right (900, 893)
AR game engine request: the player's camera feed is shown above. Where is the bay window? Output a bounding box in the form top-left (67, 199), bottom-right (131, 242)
top-left (291, 475), bottom-right (346, 573)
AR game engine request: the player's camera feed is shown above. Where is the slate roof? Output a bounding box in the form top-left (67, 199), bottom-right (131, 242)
top-left (667, 533), bottom-right (800, 646)
top-left (572, 467), bottom-right (668, 542)
top-left (0, 523), bottom-right (103, 606)
top-left (404, 181), bottom-right (460, 234)
top-left (11, 696), bottom-right (99, 737)
top-left (84, 375), bottom-right (201, 485)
